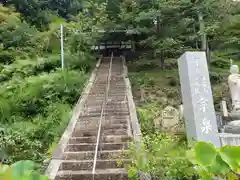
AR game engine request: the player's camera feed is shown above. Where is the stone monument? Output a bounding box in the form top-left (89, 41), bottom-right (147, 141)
top-left (178, 52), bottom-right (220, 147)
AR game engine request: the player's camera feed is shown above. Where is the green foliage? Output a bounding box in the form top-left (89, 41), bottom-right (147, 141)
top-left (65, 52), bottom-right (96, 72)
top-left (0, 1), bottom-right (104, 166)
top-left (210, 58), bottom-right (230, 69)
top-left (1, 103), bottom-right (71, 164)
top-left (209, 71), bottom-right (223, 85)
top-left (128, 133), bottom-right (195, 180)
top-left (0, 70), bottom-right (87, 123)
top-left (0, 160), bottom-right (50, 180)
top-left (187, 141), bottom-right (240, 180)
top-left (0, 51), bottom-right (15, 64)
top-left (168, 77), bottom-right (177, 87)
top-left (137, 107), bottom-right (159, 135)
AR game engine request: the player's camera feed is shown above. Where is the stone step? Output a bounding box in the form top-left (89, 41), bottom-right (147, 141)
top-left (107, 99), bottom-right (127, 103)
top-left (72, 128), bottom-right (128, 137)
top-left (66, 143), bottom-right (128, 151)
top-left (63, 150), bottom-right (129, 160)
top-left (77, 119), bottom-right (128, 126)
top-left (78, 115), bottom-right (130, 120)
top-left (108, 86), bottom-right (126, 89)
top-left (59, 159), bottom-right (130, 171)
top-left (85, 93), bottom-right (105, 96)
top-left (74, 123), bottom-right (128, 131)
top-left (82, 110), bottom-right (129, 115)
top-left (84, 99), bottom-right (104, 102)
top-left (79, 112), bottom-right (130, 118)
top-left (83, 103), bottom-right (128, 109)
top-left (68, 135), bottom-right (131, 144)
top-left (56, 168), bottom-right (128, 180)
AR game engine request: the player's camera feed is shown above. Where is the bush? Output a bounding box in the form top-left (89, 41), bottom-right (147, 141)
top-left (1, 103), bottom-right (71, 164)
top-left (0, 74), bottom-right (9, 82)
top-left (0, 51), bottom-right (15, 64)
top-left (210, 58), bottom-right (229, 69)
top-left (209, 71), bottom-right (223, 84)
top-left (168, 77), bottom-right (177, 87)
top-left (0, 160), bottom-right (51, 180)
top-left (137, 107), bottom-right (156, 135)
top-left (127, 133), bottom-right (195, 180)
top-left (0, 70), bottom-right (87, 122)
top-left (66, 52), bottom-right (95, 73)
top-left (34, 55), bottom-right (60, 73)
top-left (135, 62), bottom-right (158, 72)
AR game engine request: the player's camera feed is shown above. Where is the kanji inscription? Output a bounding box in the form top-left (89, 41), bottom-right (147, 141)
top-left (178, 52), bottom-right (220, 147)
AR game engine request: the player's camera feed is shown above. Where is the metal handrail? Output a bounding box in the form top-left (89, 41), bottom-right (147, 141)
top-left (92, 52), bottom-right (113, 180)
top-left (99, 52), bottom-right (113, 152)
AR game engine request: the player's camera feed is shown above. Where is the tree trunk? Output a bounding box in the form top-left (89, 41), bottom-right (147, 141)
top-left (198, 11), bottom-right (207, 52)
top-left (131, 35), bottom-right (136, 52)
top-left (206, 41), bottom-right (211, 62)
top-left (140, 88), bottom-right (145, 102)
top-left (193, 23), bottom-right (199, 49)
top-left (160, 50), bottom-right (165, 67)
top-left (156, 15), bottom-right (165, 67)
top-left (156, 15), bottom-right (160, 36)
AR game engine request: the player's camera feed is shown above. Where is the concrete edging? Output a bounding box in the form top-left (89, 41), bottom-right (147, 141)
top-left (122, 56), bottom-right (141, 141)
top-left (44, 56), bottom-right (102, 179)
top-left (122, 56), bottom-right (151, 180)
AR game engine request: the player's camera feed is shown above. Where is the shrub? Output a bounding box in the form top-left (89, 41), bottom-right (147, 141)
top-left (210, 58), bottom-right (229, 69)
top-left (0, 70), bottom-right (87, 122)
top-left (0, 51), bottom-right (15, 64)
top-left (1, 103), bottom-right (71, 164)
top-left (168, 77), bottom-right (177, 87)
top-left (1, 65), bottom-right (14, 78)
top-left (0, 74), bottom-right (9, 82)
top-left (127, 133), bottom-right (195, 180)
top-left (34, 55), bottom-right (60, 73)
top-left (0, 160), bottom-right (50, 180)
top-left (209, 71), bottom-right (223, 84)
top-left (66, 52), bottom-right (95, 73)
top-left (135, 62), bottom-right (158, 72)
top-left (137, 107), bottom-right (156, 135)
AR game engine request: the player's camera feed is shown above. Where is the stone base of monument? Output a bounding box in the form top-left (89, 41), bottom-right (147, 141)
top-left (221, 100), bottom-right (240, 120)
top-left (224, 120), bottom-right (240, 134)
top-left (218, 133), bottom-right (240, 146)
top-left (224, 125), bottom-right (240, 134)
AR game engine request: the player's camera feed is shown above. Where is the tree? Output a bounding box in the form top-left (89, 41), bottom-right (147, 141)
top-left (0, 5), bottom-right (38, 50)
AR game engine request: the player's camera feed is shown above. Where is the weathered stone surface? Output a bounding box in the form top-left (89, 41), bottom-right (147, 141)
top-left (224, 120), bottom-right (240, 134)
top-left (154, 106), bottom-right (184, 133)
top-left (178, 52), bottom-right (220, 147)
top-left (224, 125), bottom-right (240, 134)
top-left (228, 120), bottom-right (240, 126)
top-left (219, 133), bottom-right (240, 146)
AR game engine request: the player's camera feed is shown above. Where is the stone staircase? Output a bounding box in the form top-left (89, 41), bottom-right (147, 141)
top-left (46, 56), bottom-right (133, 180)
